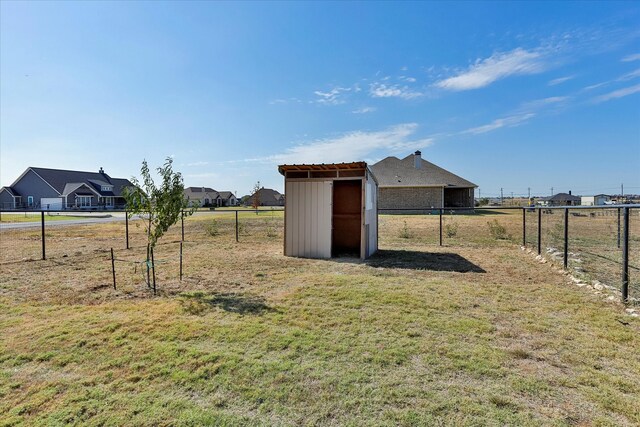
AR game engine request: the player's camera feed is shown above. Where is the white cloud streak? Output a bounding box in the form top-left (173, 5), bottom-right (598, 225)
top-left (352, 107), bottom-right (376, 114)
top-left (548, 75), bottom-right (575, 86)
top-left (435, 48), bottom-right (547, 91)
top-left (369, 83), bottom-right (422, 99)
top-left (313, 87), bottom-right (351, 105)
top-left (591, 84), bottom-right (640, 103)
top-left (256, 124), bottom-right (433, 165)
top-left (622, 53), bottom-right (640, 62)
top-left (463, 113), bottom-right (536, 135)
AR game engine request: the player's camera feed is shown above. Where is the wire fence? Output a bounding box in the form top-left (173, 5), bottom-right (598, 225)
top-left (1, 206), bottom-right (637, 304)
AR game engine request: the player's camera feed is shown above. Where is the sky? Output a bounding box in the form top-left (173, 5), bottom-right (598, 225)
top-left (1, 1), bottom-right (639, 198)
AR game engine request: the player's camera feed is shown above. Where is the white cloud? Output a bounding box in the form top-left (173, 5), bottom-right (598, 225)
top-left (399, 76), bottom-right (417, 82)
top-left (257, 124), bottom-right (434, 165)
top-left (619, 68), bottom-right (640, 81)
top-left (352, 107), bottom-right (376, 114)
top-left (463, 113), bottom-right (536, 135)
top-left (269, 97), bottom-right (301, 105)
top-left (520, 96), bottom-right (569, 110)
top-left (435, 48), bottom-right (547, 91)
top-left (592, 84), bottom-right (640, 103)
top-left (548, 75), bottom-right (575, 86)
top-left (622, 53), bottom-right (640, 62)
top-left (313, 87), bottom-right (351, 105)
top-left (186, 161), bottom-right (209, 167)
top-left (369, 83), bottom-right (422, 99)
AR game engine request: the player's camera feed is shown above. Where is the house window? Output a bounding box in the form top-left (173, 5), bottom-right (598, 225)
top-left (101, 185), bottom-right (113, 192)
top-left (77, 196), bottom-right (92, 207)
top-left (104, 197), bottom-right (114, 207)
top-left (27, 196), bottom-right (34, 207)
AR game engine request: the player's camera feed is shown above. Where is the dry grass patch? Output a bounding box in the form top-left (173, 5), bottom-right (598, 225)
top-left (0, 213), bottom-right (639, 425)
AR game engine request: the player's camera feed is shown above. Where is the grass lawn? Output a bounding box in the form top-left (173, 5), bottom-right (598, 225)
top-left (0, 214), bottom-right (111, 223)
top-left (0, 213), bottom-right (639, 426)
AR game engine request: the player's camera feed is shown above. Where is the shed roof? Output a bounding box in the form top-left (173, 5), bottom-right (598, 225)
top-left (278, 162), bottom-right (367, 175)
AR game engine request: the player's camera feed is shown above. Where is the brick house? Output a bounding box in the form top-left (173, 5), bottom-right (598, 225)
top-left (370, 151), bottom-right (477, 212)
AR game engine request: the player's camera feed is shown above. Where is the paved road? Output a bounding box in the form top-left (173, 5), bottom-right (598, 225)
top-left (0, 210), bottom-right (272, 230)
top-left (0, 214), bottom-right (132, 230)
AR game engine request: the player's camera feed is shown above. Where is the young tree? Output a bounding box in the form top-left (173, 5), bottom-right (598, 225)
top-left (124, 157), bottom-right (195, 248)
top-left (251, 181), bottom-right (261, 211)
top-left (123, 158), bottom-right (196, 290)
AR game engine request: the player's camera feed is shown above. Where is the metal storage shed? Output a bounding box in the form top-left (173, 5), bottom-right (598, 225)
top-left (278, 162), bottom-right (378, 260)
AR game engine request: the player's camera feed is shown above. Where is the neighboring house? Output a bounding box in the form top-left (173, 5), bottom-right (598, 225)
top-left (370, 151), bottom-right (477, 211)
top-left (184, 187), bottom-right (221, 207)
top-left (581, 194), bottom-right (611, 206)
top-left (217, 191), bottom-right (238, 207)
top-left (537, 192), bottom-right (581, 207)
top-left (245, 187), bottom-right (285, 207)
top-left (183, 187), bottom-right (238, 207)
top-left (0, 167), bottom-right (133, 210)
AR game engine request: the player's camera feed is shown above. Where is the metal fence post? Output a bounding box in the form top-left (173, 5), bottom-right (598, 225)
top-left (537, 208), bottom-right (542, 255)
top-left (522, 207), bottom-right (526, 247)
top-left (180, 242), bottom-right (183, 281)
top-left (125, 212), bottom-right (130, 249)
top-left (563, 208), bottom-right (569, 269)
top-left (41, 211), bottom-right (46, 260)
top-left (111, 248), bottom-right (116, 290)
top-left (235, 210), bottom-right (239, 242)
top-left (181, 210), bottom-right (185, 242)
top-left (617, 207), bottom-right (621, 248)
top-left (622, 207), bottom-right (630, 302)
top-left (439, 208), bottom-right (443, 246)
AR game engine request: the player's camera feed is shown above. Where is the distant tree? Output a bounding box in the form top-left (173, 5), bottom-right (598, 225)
top-left (251, 181), bottom-right (261, 210)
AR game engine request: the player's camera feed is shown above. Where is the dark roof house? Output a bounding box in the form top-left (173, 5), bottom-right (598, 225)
top-left (0, 167), bottom-right (134, 210)
top-left (371, 151), bottom-right (477, 211)
top-left (245, 187), bottom-right (285, 207)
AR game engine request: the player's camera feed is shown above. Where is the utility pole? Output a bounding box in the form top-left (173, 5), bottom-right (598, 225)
top-left (500, 188), bottom-right (504, 206)
top-left (621, 183), bottom-right (624, 200)
top-left (528, 187), bottom-right (531, 199)
top-left (551, 187), bottom-right (554, 197)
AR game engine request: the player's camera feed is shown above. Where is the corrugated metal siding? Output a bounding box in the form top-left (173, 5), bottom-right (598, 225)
top-left (285, 181), bottom-right (332, 258)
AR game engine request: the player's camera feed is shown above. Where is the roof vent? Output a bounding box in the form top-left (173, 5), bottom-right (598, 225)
top-left (99, 167), bottom-right (104, 174)
top-left (414, 151), bottom-right (422, 170)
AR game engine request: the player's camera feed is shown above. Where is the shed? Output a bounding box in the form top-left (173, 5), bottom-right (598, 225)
top-left (278, 162), bottom-right (378, 260)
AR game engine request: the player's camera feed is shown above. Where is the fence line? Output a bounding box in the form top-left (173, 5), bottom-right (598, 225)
top-left (1, 205), bottom-right (637, 303)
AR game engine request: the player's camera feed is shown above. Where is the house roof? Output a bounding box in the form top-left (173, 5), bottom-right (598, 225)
top-left (62, 183), bottom-right (101, 197)
top-left (251, 188), bottom-right (283, 202)
top-left (370, 155), bottom-right (477, 188)
top-left (0, 186), bottom-right (18, 197)
top-left (218, 191), bottom-right (235, 199)
top-left (18, 167), bottom-right (133, 197)
top-left (185, 186), bottom-right (217, 193)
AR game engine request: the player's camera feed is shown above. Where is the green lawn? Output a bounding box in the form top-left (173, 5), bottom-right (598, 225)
top-left (0, 214), bottom-right (638, 426)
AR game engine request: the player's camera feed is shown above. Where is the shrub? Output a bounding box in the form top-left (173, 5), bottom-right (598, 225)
top-left (487, 219), bottom-right (510, 240)
top-left (399, 221), bottom-right (412, 239)
top-left (444, 220), bottom-right (458, 238)
top-left (206, 219), bottom-right (220, 236)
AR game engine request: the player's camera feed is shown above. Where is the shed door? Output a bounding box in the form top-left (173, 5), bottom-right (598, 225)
top-left (285, 181), bottom-right (332, 258)
top-left (332, 180), bottom-right (362, 257)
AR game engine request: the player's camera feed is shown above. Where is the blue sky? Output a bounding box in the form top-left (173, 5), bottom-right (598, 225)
top-left (1, 1), bottom-right (639, 197)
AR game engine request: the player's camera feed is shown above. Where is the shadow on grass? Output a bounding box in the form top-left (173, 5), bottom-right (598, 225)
top-left (179, 291), bottom-right (277, 315)
top-left (366, 249), bottom-right (486, 273)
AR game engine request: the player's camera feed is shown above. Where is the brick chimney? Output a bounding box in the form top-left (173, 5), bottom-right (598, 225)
top-left (414, 150), bottom-right (422, 169)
